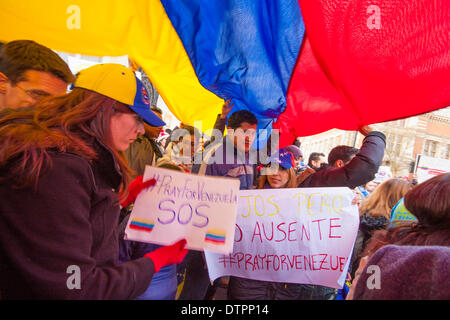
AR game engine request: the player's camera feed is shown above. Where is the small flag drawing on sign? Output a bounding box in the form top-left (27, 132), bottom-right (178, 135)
top-left (205, 230), bottom-right (226, 244)
top-left (129, 218), bottom-right (155, 232)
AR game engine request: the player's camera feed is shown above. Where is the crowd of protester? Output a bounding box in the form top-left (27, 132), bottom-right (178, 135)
top-left (0, 40), bottom-right (448, 300)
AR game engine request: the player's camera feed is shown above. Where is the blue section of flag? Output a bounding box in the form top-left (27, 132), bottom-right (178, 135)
top-left (205, 234), bottom-right (226, 240)
top-left (160, 0), bottom-right (305, 124)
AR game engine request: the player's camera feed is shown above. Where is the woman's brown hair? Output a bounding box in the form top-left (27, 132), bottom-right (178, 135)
top-left (361, 173), bottom-right (450, 257)
top-left (359, 178), bottom-right (411, 219)
top-left (404, 172), bottom-right (450, 228)
top-left (0, 88), bottom-right (134, 196)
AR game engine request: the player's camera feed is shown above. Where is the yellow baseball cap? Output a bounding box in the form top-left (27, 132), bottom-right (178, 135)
top-left (74, 63), bottom-right (165, 127)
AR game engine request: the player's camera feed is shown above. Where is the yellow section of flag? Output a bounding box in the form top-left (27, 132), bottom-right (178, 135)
top-left (0, 0), bottom-right (223, 131)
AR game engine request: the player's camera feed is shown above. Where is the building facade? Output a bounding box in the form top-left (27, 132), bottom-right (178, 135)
top-left (298, 108), bottom-right (450, 177)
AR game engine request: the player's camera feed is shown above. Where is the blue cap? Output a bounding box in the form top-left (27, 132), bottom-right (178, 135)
top-left (268, 148), bottom-right (295, 169)
top-left (75, 63), bottom-right (166, 128)
top-left (132, 76), bottom-right (166, 127)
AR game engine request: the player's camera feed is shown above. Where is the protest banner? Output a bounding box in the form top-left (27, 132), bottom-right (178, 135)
top-left (204, 187), bottom-right (359, 289)
top-left (415, 154), bottom-right (450, 183)
top-left (124, 166), bottom-right (241, 254)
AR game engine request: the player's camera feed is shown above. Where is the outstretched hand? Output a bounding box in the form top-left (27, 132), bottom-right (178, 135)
top-left (219, 99), bottom-right (234, 119)
top-left (358, 125), bottom-right (374, 136)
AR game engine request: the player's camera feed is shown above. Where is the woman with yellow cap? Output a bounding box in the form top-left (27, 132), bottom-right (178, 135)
top-left (0, 63), bottom-right (187, 299)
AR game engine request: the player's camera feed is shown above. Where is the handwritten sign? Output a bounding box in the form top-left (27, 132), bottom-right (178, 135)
top-left (204, 187), bottom-right (359, 289)
top-left (415, 154), bottom-right (450, 183)
top-left (124, 166), bottom-right (241, 254)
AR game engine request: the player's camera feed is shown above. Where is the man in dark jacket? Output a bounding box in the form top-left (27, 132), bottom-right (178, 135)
top-left (299, 126), bottom-right (386, 189)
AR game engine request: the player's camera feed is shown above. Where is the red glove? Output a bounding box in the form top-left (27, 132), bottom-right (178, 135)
top-left (145, 239), bottom-right (188, 273)
top-left (120, 176), bottom-right (156, 208)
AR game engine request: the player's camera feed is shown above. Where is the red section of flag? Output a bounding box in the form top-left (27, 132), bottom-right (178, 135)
top-left (275, 0), bottom-right (450, 147)
top-left (205, 238), bottom-right (226, 244)
top-left (129, 224), bottom-right (153, 232)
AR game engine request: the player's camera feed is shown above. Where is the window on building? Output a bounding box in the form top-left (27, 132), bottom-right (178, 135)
top-left (423, 140), bottom-right (437, 158)
top-left (386, 134), bottom-right (402, 157)
top-left (394, 135), bottom-right (403, 157)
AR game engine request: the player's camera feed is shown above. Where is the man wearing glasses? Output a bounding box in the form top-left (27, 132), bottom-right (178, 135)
top-left (0, 40), bottom-right (74, 110)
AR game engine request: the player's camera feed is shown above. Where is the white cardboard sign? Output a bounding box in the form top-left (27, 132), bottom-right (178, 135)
top-left (416, 155), bottom-right (450, 183)
top-left (124, 166), bottom-right (241, 254)
top-left (205, 187), bottom-right (359, 289)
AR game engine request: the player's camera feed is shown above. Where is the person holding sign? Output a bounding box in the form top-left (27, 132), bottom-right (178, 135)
top-left (228, 148), bottom-right (334, 300)
top-left (178, 110), bottom-right (259, 300)
top-left (228, 148), bottom-right (300, 299)
top-left (119, 162), bottom-right (187, 300)
top-left (0, 63), bottom-right (187, 299)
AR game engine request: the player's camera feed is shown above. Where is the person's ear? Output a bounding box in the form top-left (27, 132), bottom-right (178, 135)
top-left (334, 159), bottom-right (345, 168)
top-left (0, 72), bottom-right (9, 93)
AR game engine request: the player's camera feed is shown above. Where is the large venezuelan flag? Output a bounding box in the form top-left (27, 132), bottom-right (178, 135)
top-left (0, 0), bottom-right (448, 147)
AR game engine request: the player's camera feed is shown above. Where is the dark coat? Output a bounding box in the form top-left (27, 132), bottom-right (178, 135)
top-left (0, 141), bottom-right (155, 299)
top-left (350, 213), bottom-right (389, 278)
top-left (299, 131), bottom-right (386, 188)
top-left (353, 245), bottom-right (450, 300)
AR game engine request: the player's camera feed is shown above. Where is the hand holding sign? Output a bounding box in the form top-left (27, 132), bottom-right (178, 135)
top-left (205, 187), bottom-right (359, 289)
top-left (120, 175), bottom-right (157, 208)
top-left (145, 239), bottom-right (188, 273)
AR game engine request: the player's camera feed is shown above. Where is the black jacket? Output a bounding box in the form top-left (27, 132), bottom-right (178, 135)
top-left (0, 141), bottom-right (155, 299)
top-left (299, 131), bottom-right (386, 188)
top-left (350, 213), bottom-right (389, 278)
top-left (124, 134), bottom-right (163, 180)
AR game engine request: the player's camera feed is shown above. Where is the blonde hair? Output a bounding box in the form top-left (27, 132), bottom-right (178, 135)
top-left (359, 178), bottom-right (412, 219)
top-left (257, 167), bottom-right (297, 189)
